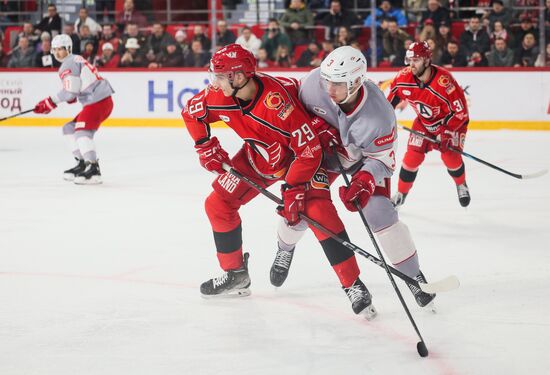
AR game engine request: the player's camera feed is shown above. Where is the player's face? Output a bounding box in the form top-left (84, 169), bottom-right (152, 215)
top-left (52, 47), bottom-right (68, 62)
top-left (323, 79), bottom-right (348, 102)
top-left (209, 72), bottom-right (233, 95)
top-left (409, 57), bottom-right (427, 77)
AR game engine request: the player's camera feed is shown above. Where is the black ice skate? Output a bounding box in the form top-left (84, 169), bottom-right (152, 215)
top-left (270, 246), bottom-right (294, 287)
top-left (74, 161), bottom-right (102, 185)
top-left (456, 183), bottom-right (470, 207)
top-left (392, 192), bottom-right (408, 209)
top-left (63, 158), bottom-right (86, 181)
top-left (407, 271), bottom-right (436, 310)
top-left (200, 253), bottom-right (251, 298)
top-left (343, 278), bottom-right (377, 320)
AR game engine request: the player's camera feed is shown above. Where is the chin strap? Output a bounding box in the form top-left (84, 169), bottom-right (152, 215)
top-left (337, 84), bottom-right (363, 105)
top-left (230, 77), bottom-right (251, 98)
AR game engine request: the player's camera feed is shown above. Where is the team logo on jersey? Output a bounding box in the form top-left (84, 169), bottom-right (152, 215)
top-left (277, 103), bottom-right (294, 120)
top-left (374, 128), bottom-right (396, 147)
top-left (310, 168), bottom-right (330, 191)
top-left (402, 89), bottom-right (411, 96)
top-left (446, 84), bottom-right (456, 95)
top-left (300, 145), bottom-right (314, 159)
top-left (312, 106), bottom-right (327, 115)
top-left (264, 92), bottom-right (284, 110)
top-left (413, 101), bottom-right (440, 119)
top-left (438, 75), bottom-right (451, 87)
top-left (408, 134), bottom-right (424, 147)
top-left (219, 115), bottom-right (230, 122)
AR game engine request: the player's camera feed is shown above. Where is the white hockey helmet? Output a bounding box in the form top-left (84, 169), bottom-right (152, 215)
top-left (52, 34), bottom-right (73, 54)
top-left (320, 46), bottom-right (367, 104)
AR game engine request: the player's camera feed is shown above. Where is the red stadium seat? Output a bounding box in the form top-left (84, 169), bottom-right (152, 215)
top-left (356, 27), bottom-right (371, 46)
top-left (251, 24), bottom-right (267, 39)
top-left (451, 21), bottom-right (466, 41)
top-left (313, 26), bottom-right (328, 43)
top-left (293, 44), bottom-right (308, 63)
top-left (166, 24), bottom-right (185, 37)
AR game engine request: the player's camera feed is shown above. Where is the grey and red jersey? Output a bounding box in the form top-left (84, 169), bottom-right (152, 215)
top-left (53, 54), bottom-right (114, 106)
top-left (299, 67), bottom-right (397, 185)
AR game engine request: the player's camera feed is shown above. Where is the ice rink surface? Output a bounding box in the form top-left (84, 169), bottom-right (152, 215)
top-left (1, 126), bottom-right (549, 375)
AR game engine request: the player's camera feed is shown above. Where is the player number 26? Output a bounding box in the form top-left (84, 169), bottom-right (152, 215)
top-left (292, 123), bottom-right (315, 146)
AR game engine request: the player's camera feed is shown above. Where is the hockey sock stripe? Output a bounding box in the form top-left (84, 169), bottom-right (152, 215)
top-left (213, 224), bottom-right (243, 254)
top-left (399, 167), bottom-right (418, 183)
top-left (319, 230), bottom-right (355, 266)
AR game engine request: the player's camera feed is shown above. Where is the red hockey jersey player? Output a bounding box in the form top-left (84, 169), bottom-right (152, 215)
top-left (181, 44), bottom-right (375, 317)
top-left (388, 41), bottom-right (471, 208)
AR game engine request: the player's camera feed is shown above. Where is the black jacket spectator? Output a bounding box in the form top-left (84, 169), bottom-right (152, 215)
top-left (459, 17), bottom-right (491, 57)
top-left (514, 33), bottom-right (539, 67)
top-left (440, 42), bottom-right (468, 67)
top-left (317, 0), bottom-right (361, 39)
top-left (156, 44), bottom-right (185, 67)
top-left (296, 42), bottom-right (322, 67)
top-left (35, 40), bottom-right (60, 68)
top-left (484, 0), bottom-right (513, 29)
top-left (487, 38), bottom-right (514, 67)
top-left (146, 24), bottom-right (176, 56)
top-left (35, 4), bottom-right (62, 37)
top-left (118, 23), bottom-right (147, 55)
top-left (216, 20), bottom-right (237, 48)
top-left (420, 0), bottom-right (450, 28)
top-left (184, 40), bottom-right (211, 67)
top-left (510, 16), bottom-right (539, 49)
top-left (191, 25), bottom-right (212, 51)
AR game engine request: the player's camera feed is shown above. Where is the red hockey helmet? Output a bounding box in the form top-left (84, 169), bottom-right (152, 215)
top-left (209, 43), bottom-right (256, 81)
top-left (405, 41), bottom-right (432, 64)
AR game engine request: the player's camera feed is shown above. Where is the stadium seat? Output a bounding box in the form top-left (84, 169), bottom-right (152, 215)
top-left (451, 21), bottom-right (466, 41)
top-left (293, 44), bottom-right (308, 63)
top-left (251, 24), bottom-right (267, 39)
top-left (166, 24), bottom-right (185, 37)
top-left (356, 27), bottom-right (371, 46)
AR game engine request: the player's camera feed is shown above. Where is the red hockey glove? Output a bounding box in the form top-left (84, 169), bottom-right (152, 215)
top-left (33, 97), bottom-right (57, 114)
top-left (311, 116), bottom-right (345, 156)
top-left (278, 184), bottom-right (306, 226)
top-left (194, 136), bottom-right (231, 174)
top-left (338, 171), bottom-right (375, 212)
top-left (435, 129), bottom-right (454, 153)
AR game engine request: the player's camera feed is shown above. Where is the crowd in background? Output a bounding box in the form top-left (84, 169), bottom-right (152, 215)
top-left (1, 0), bottom-right (549, 69)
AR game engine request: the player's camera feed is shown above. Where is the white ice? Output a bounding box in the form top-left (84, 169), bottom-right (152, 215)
top-left (1, 127), bottom-right (549, 375)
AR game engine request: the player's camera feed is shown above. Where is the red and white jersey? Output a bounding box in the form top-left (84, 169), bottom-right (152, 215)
top-left (387, 65), bottom-right (469, 134)
top-left (181, 73), bottom-right (322, 186)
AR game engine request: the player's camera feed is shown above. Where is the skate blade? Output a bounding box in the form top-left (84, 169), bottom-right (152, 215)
top-left (63, 173), bottom-right (75, 181)
top-left (74, 176), bottom-right (103, 185)
top-left (201, 288), bottom-right (251, 299)
top-left (423, 301), bottom-right (437, 314)
top-left (361, 304), bottom-right (378, 321)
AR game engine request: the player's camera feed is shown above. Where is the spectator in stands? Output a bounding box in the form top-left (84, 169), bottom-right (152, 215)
top-left (183, 40), bottom-right (211, 68)
top-left (296, 41), bottom-right (322, 67)
top-left (151, 42), bottom-right (185, 68)
top-left (514, 1), bottom-right (538, 24)
top-left (382, 18), bottom-right (410, 63)
top-left (78, 25), bottom-right (98, 57)
top-left (36, 31), bottom-right (51, 53)
top-left (146, 23), bottom-right (175, 57)
top-left (119, 37), bottom-right (146, 67)
top-left (440, 40), bottom-right (468, 67)
top-left (320, 38), bottom-right (335, 59)
top-left (192, 25), bottom-right (212, 52)
top-left (75, 8), bottom-right (102, 36)
top-left (257, 47), bottom-right (274, 68)
top-left (468, 51), bottom-right (488, 66)
top-left (8, 36), bottom-right (35, 68)
top-left (490, 20), bottom-right (509, 44)
top-left (63, 25), bottom-right (81, 54)
top-left (460, 16), bottom-right (491, 58)
top-left (279, 0), bottom-right (314, 46)
top-left (235, 26), bottom-right (262, 57)
top-left (15, 23), bottom-right (39, 49)
top-left (364, 0), bottom-right (407, 27)
top-left (426, 38), bottom-right (442, 64)
top-left (420, 0), bottom-right (450, 28)
top-left (82, 41), bottom-right (96, 64)
top-left (483, 0), bottom-right (512, 29)
top-left (261, 19), bottom-right (292, 60)
top-left (98, 24), bottom-right (119, 53)
top-left (96, 0), bottom-right (116, 23)
top-left (391, 38), bottom-right (414, 66)
top-left (174, 30), bottom-right (190, 58)
top-left (216, 20), bottom-right (236, 48)
top-left (436, 20), bottom-right (453, 48)
top-left (116, 0), bottom-right (147, 29)
top-left (535, 42), bottom-right (550, 67)
top-left (350, 40), bottom-right (371, 65)
top-left (274, 44), bottom-right (293, 67)
top-left (35, 38), bottom-right (58, 68)
top-left (35, 4), bottom-right (62, 38)
top-left (486, 37), bottom-right (514, 66)
top-left (119, 22), bottom-right (147, 56)
top-left (511, 14), bottom-right (538, 49)
top-left (406, 0), bottom-right (428, 23)
top-left (0, 44), bottom-right (9, 67)
top-left (94, 42), bottom-right (120, 68)
top-left (335, 26), bottom-right (354, 47)
top-left (514, 32), bottom-right (539, 67)
top-left (418, 18), bottom-right (437, 42)
top-left (318, 0), bottom-right (361, 39)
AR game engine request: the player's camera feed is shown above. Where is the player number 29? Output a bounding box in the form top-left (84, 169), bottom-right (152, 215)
top-left (292, 123), bottom-right (315, 146)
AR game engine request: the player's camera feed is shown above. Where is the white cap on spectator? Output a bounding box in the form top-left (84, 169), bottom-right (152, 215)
top-left (102, 42), bottom-right (114, 51)
top-left (125, 38), bottom-right (140, 49)
top-left (175, 30), bottom-right (186, 39)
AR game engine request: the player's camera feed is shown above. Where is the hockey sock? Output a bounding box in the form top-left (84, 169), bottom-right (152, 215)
top-left (277, 218), bottom-right (307, 251)
top-left (75, 130), bottom-right (97, 162)
top-left (376, 221), bottom-right (419, 278)
top-left (447, 163), bottom-right (466, 185)
top-left (398, 167), bottom-right (418, 194)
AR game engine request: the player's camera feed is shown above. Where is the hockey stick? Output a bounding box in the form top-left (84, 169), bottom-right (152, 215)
top-left (221, 163), bottom-right (458, 295)
top-left (333, 149), bottom-right (430, 357)
top-left (0, 109), bottom-right (34, 122)
top-left (399, 125), bottom-right (548, 179)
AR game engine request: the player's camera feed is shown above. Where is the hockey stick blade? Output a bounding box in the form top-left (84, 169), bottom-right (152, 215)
top-left (520, 168), bottom-right (548, 179)
top-left (418, 275), bottom-right (460, 294)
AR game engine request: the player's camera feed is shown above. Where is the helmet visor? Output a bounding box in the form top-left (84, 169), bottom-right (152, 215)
top-left (320, 78), bottom-right (349, 102)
